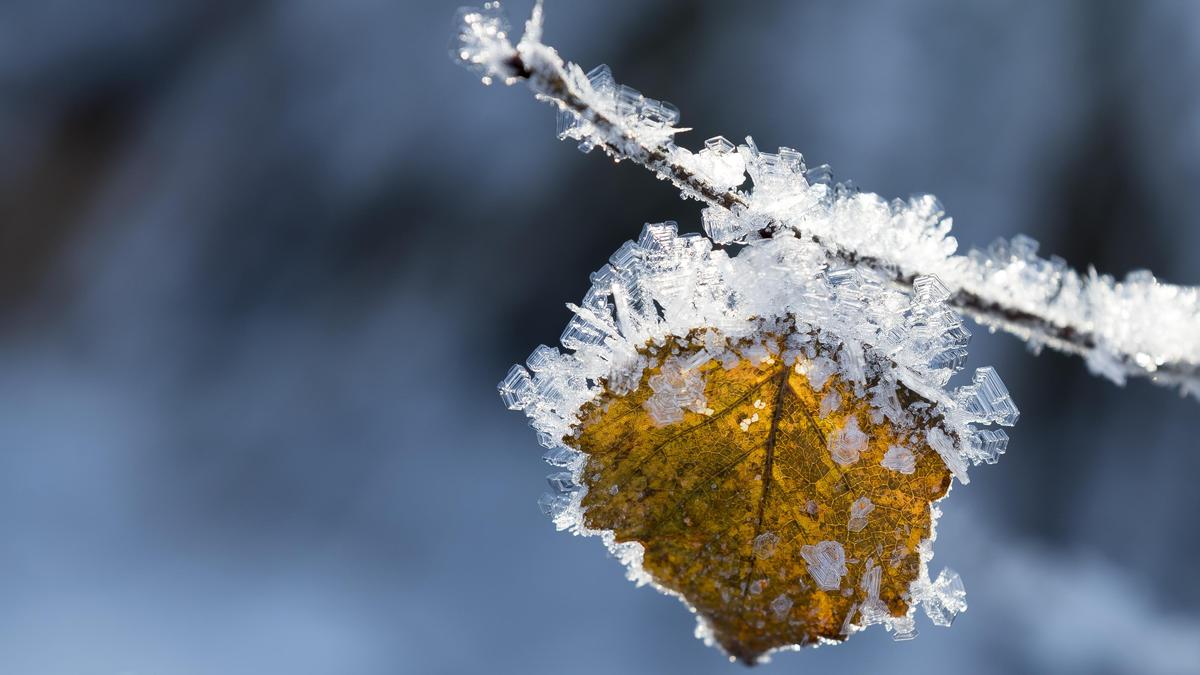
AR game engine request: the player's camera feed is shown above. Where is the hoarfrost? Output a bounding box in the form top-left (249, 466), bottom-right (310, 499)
top-left (890, 615), bottom-right (919, 641)
top-left (928, 427), bottom-right (970, 485)
top-left (455, 1), bottom-right (1054, 658)
top-left (818, 389), bottom-right (840, 417)
top-left (858, 560), bottom-right (889, 626)
top-left (801, 541), bottom-right (847, 591)
top-left (753, 532), bottom-right (779, 560)
top-left (457, 3), bottom-right (1200, 397)
top-left (770, 594), bottom-right (793, 619)
top-left (802, 356), bottom-right (838, 391)
top-left (644, 355), bottom-right (708, 425)
top-left (490, 215), bottom-right (1013, 652)
top-left (920, 568), bottom-right (968, 627)
top-left (828, 416), bottom-right (868, 466)
top-left (847, 496), bottom-right (874, 533)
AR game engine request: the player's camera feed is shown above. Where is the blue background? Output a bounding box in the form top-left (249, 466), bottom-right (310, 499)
top-left (1, 1), bottom-right (1198, 673)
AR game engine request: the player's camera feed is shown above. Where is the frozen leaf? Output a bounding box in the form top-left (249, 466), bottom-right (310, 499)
top-left (569, 329), bottom-right (954, 663)
top-left (496, 220), bottom-right (1014, 661)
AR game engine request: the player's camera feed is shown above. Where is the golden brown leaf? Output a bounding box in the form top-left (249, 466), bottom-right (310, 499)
top-left (570, 329), bottom-right (952, 664)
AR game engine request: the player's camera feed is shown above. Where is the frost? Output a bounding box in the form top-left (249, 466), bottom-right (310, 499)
top-left (963, 427), bottom-right (1009, 465)
top-left (818, 389), bottom-right (840, 417)
top-left (881, 444), bottom-right (917, 474)
top-left (446, 1), bottom-right (1195, 660)
top-left (857, 559), bottom-right (889, 626)
top-left (497, 364), bottom-right (534, 410)
top-left (955, 366), bottom-right (1019, 426)
top-left (688, 137), bottom-right (747, 190)
top-left (490, 217), bottom-right (1015, 653)
top-left (457, 3), bottom-right (1200, 397)
top-left (927, 427), bottom-right (970, 486)
top-left (544, 470), bottom-right (575, 493)
top-left (770, 594), bottom-right (793, 619)
top-left (542, 445), bottom-right (582, 468)
top-left (492, 219), bottom-right (1017, 464)
top-left (847, 496), bottom-right (874, 533)
top-left (919, 568), bottom-right (968, 627)
top-left (752, 532), bottom-right (779, 560)
top-left (800, 541), bottom-right (847, 591)
top-left (644, 355), bottom-right (708, 425)
top-left (828, 416), bottom-right (868, 466)
top-left (451, 3), bottom-right (520, 86)
top-left (890, 615), bottom-right (919, 641)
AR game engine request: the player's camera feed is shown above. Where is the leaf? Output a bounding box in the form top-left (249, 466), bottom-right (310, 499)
top-left (570, 328), bottom-right (952, 664)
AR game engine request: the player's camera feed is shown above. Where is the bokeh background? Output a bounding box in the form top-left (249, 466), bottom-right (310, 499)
top-left (1, 1), bottom-right (1198, 673)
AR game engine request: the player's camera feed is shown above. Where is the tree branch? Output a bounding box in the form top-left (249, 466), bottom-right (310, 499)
top-left (454, 3), bottom-right (1200, 399)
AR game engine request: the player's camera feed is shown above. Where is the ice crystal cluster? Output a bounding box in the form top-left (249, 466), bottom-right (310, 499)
top-left (457, 0), bottom-right (1198, 660)
top-left (498, 216), bottom-right (1012, 646)
top-left (459, 1), bottom-right (1200, 398)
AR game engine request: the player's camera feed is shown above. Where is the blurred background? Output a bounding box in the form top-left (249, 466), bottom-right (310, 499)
top-left (1, 0), bottom-right (1198, 673)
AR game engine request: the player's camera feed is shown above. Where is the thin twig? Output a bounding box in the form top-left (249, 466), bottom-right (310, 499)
top-left (457, 7), bottom-right (1200, 398)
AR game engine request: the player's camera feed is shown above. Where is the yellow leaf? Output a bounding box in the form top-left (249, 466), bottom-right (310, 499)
top-left (570, 328), bottom-right (952, 663)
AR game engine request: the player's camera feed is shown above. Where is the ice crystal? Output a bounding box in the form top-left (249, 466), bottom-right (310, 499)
top-left (881, 444), bottom-right (917, 474)
top-left (644, 355), bottom-right (709, 426)
top-left (452, 0), bottom-right (1197, 662)
top-left (770, 594), bottom-right (793, 619)
top-left (493, 217), bottom-right (1016, 653)
top-left (800, 541), bottom-right (848, 592)
top-left (847, 496), bottom-right (875, 533)
top-left (752, 532), bottom-right (779, 560)
top-left (457, 2), bottom-right (1200, 397)
top-left (497, 220), bottom-right (1012, 483)
top-left (828, 416), bottom-right (868, 467)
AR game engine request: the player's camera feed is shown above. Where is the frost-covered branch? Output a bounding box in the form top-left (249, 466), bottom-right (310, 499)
top-left (454, 3), bottom-right (1200, 399)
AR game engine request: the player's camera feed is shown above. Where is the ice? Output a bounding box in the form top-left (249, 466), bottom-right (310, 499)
top-left (553, 62), bottom-right (688, 152)
top-left (890, 615), bottom-right (919, 641)
top-left (753, 532), bottom-right (779, 560)
top-left (921, 567), bottom-right (968, 627)
top-left (847, 496), bottom-right (874, 533)
top-left (644, 355), bottom-right (709, 426)
top-left (546, 471), bottom-right (579, 493)
top-left (451, 3), bottom-right (518, 86)
top-left (689, 137), bottom-right (747, 191)
top-left (448, 2), bottom-right (1200, 656)
top-left (881, 444), bottom-right (917, 474)
top-left (956, 367), bottom-right (1019, 425)
top-left (801, 540), bottom-right (847, 591)
top-left (460, 2), bottom-right (1200, 398)
top-left (857, 560), bottom-right (889, 626)
top-left (535, 430), bottom-right (558, 449)
top-left (913, 275), bottom-right (951, 305)
top-left (819, 389), bottom-right (840, 417)
top-left (868, 381), bottom-right (904, 425)
top-left (770, 594), bottom-right (793, 619)
top-left (537, 491), bottom-right (571, 518)
top-left (840, 602), bottom-right (860, 636)
top-left (837, 342), bottom-right (867, 385)
top-left (927, 427), bottom-right (970, 485)
top-left (861, 560), bottom-right (882, 599)
top-left (542, 446), bottom-right (582, 467)
top-left (498, 364), bottom-right (534, 410)
top-left (802, 356), bottom-right (838, 391)
top-left (964, 427), bottom-right (1009, 465)
top-left (828, 416), bottom-right (868, 466)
